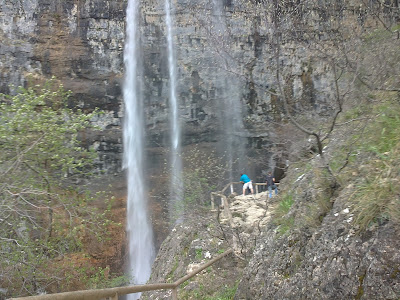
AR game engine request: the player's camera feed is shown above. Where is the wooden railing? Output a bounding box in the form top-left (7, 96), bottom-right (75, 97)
top-left (210, 181), bottom-right (279, 209)
top-left (209, 181), bottom-right (279, 254)
top-left (9, 249), bottom-right (233, 300)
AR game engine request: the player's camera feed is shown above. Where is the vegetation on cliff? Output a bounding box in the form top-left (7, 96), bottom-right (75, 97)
top-left (0, 79), bottom-right (125, 298)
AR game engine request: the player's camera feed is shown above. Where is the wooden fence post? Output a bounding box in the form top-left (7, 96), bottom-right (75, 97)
top-left (172, 288), bottom-right (178, 300)
top-left (222, 195), bottom-right (237, 250)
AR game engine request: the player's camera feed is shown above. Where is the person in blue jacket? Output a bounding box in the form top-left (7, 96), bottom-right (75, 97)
top-left (240, 173), bottom-right (254, 196)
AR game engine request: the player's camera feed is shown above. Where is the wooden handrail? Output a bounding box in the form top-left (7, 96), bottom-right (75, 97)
top-left (210, 181), bottom-right (279, 209)
top-left (220, 182), bottom-right (279, 195)
top-left (9, 249), bottom-right (233, 300)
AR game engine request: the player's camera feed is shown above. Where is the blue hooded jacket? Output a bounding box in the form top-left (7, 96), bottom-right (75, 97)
top-left (240, 174), bottom-right (251, 183)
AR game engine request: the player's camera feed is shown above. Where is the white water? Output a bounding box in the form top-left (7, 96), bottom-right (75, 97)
top-left (123, 0), bottom-right (154, 298)
top-left (211, 0), bottom-right (245, 184)
top-left (165, 0), bottom-right (183, 223)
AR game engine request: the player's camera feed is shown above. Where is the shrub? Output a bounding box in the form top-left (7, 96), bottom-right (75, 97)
top-left (272, 193), bottom-right (295, 235)
top-left (275, 193), bottom-right (294, 218)
top-left (350, 98), bottom-right (400, 230)
top-left (0, 79), bottom-right (113, 297)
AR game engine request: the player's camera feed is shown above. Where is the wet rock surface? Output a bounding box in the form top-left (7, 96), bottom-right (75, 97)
top-left (0, 0), bottom-right (337, 176)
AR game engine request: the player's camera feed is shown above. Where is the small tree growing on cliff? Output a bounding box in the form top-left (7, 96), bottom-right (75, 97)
top-left (0, 78), bottom-right (114, 297)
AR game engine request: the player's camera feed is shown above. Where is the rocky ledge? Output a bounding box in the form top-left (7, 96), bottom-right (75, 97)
top-left (142, 191), bottom-right (277, 299)
top-left (142, 170), bottom-right (399, 299)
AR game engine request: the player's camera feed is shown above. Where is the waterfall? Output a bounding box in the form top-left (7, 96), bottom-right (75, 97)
top-left (212, 0), bottom-right (245, 185)
top-left (165, 0), bottom-right (183, 223)
top-left (123, 0), bottom-right (154, 298)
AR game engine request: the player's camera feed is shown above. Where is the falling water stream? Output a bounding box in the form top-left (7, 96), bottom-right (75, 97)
top-left (211, 0), bottom-right (245, 185)
top-left (165, 0), bottom-right (184, 223)
top-left (122, 2), bottom-right (241, 297)
top-left (123, 0), bottom-right (154, 298)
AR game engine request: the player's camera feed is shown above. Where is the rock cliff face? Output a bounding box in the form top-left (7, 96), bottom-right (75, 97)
top-left (235, 170), bottom-right (400, 299)
top-left (0, 0), bottom-right (336, 177)
top-left (141, 157), bottom-right (400, 299)
top-left (1, 0), bottom-right (126, 173)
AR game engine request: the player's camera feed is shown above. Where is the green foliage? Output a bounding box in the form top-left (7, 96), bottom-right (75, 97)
top-left (349, 98), bottom-right (400, 231)
top-left (195, 248), bottom-right (203, 260)
top-left (0, 80), bottom-right (99, 177)
top-left (363, 27), bottom-right (394, 44)
top-left (302, 194), bottom-right (332, 229)
top-left (301, 167), bottom-right (334, 229)
top-left (272, 193), bottom-right (295, 235)
top-left (182, 147), bottom-right (227, 206)
top-left (81, 267), bottom-right (131, 289)
top-left (276, 216), bottom-right (295, 236)
top-left (273, 165), bottom-right (335, 235)
top-left (0, 79), bottom-right (113, 297)
top-left (166, 256), bottom-right (179, 283)
top-left (363, 101), bottom-right (400, 155)
top-left (181, 281), bottom-right (238, 300)
top-left (329, 148), bottom-right (358, 175)
top-left (274, 193), bottom-right (294, 218)
top-left (351, 179), bottom-right (399, 230)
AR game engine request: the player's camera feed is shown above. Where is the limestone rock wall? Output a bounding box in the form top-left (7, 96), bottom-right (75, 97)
top-left (0, 0), bottom-right (336, 175)
top-left (234, 166), bottom-right (400, 299)
top-left (0, 0), bottom-right (126, 173)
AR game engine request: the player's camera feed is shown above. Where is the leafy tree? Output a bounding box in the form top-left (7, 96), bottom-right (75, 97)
top-left (0, 79), bottom-right (112, 297)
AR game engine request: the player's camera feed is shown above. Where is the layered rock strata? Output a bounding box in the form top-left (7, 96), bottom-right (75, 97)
top-left (0, 0), bottom-right (339, 176)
